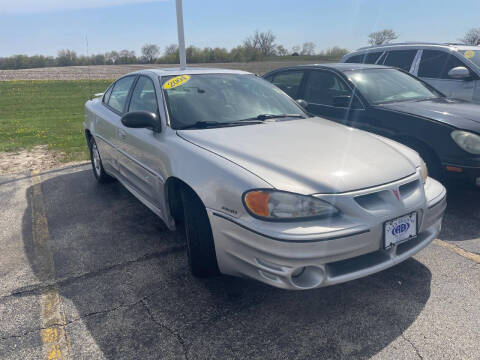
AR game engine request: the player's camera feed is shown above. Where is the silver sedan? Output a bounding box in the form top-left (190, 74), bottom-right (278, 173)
top-left (84, 68), bottom-right (446, 290)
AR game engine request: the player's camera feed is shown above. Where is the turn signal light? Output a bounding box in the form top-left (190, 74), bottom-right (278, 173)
top-left (244, 191), bottom-right (270, 217)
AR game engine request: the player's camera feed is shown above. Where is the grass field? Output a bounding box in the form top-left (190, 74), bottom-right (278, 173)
top-left (0, 80), bottom-right (111, 161)
top-left (0, 59), bottom-right (339, 164)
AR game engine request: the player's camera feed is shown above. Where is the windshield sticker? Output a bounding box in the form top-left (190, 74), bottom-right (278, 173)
top-left (464, 50), bottom-right (475, 59)
top-left (163, 75), bottom-right (191, 90)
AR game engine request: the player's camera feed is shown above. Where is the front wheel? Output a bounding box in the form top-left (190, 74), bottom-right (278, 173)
top-left (402, 139), bottom-right (443, 182)
top-left (88, 137), bottom-right (115, 183)
top-left (181, 187), bottom-right (220, 277)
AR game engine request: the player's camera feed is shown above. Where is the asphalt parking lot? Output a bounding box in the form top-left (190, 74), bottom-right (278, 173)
top-left (0, 164), bottom-right (479, 360)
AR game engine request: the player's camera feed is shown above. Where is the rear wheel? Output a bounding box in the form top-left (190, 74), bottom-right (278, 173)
top-left (181, 186), bottom-right (219, 277)
top-left (88, 137), bottom-right (115, 183)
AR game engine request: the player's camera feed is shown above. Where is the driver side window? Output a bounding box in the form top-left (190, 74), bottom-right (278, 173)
top-left (304, 71), bottom-right (352, 106)
top-left (271, 71), bottom-right (305, 98)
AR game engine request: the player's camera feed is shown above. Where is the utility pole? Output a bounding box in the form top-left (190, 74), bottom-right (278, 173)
top-left (175, 0), bottom-right (187, 69)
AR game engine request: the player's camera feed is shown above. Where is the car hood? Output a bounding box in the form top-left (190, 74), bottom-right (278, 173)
top-left (177, 118), bottom-right (417, 194)
top-left (378, 98), bottom-right (480, 129)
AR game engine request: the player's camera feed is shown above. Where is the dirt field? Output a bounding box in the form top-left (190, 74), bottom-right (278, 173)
top-left (0, 60), bottom-right (336, 81)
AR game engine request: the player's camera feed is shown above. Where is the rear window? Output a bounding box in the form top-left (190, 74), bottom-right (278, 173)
top-left (383, 50), bottom-right (417, 71)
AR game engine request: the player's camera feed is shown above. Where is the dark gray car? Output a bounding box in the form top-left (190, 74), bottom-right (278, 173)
top-left (264, 63), bottom-right (480, 188)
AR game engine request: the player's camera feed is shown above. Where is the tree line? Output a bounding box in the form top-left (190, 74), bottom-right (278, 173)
top-left (0, 31), bottom-right (349, 70)
top-left (4, 27), bottom-right (477, 70)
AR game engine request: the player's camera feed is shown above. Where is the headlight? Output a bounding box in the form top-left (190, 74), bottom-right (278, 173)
top-left (451, 130), bottom-right (480, 155)
top-left (420, 159), bottom-right (428, 184)
top-left (243, 190), bottom-right (339, 221)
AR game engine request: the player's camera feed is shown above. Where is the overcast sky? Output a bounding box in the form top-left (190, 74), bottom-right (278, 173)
top-left (0, 0), bottom-right (478, 57)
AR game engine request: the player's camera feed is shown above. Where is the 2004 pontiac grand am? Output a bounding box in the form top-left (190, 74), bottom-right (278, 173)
top-left (84, 67), bottom-right (446, 290)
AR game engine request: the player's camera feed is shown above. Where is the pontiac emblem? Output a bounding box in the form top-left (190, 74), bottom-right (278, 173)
top-left (392, 189), bottom-right (400, 201)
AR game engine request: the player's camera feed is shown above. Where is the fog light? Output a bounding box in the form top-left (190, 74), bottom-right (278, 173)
top-left (292, 267), bottom-right (305, 278)
top-left (290, 266), bottom-right (325, 289)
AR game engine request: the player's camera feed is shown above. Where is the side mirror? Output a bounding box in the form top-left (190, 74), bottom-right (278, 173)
top-left (121, 111), bottom-right (161, 132)
top-left (296, 99), bottom-right (308, 109)
top-left (448, 66), bottom-right (471, 80)
top-left (333, 95), bottom-right (352, 108)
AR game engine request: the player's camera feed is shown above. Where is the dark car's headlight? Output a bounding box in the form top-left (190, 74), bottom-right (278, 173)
top-left (243, 190), bottom-right (339, 221)
top-left (451, 130), bottom-right (480, 155)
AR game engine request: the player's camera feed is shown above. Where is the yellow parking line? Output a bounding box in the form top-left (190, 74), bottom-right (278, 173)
top-left (30, 170), bottom-right (71, 359)
top-left (433, 239), bottom-right (480, 264)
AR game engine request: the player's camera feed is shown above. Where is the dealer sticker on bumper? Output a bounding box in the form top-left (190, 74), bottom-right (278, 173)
top-left (384, 212), bottom-right (417, 249)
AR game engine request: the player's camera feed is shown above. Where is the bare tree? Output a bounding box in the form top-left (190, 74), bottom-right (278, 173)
top-left (244, 30), bottom-right (277, 56)
top-left (459, 28), bottom-right (480, 45)
top-left (291, 45), bottom-right (301, 56)
top-left (56, 49), bottom-right (77, 66)
top-left (164, 44), bottom-right (178, 56)
top-left (276, 45), bottom-right (288, 56)
top-left (368, 29), bottom-right (398, 45)
top-left (105, 51), bottom-right (119, 64)
top-left (118, 50), bottom-right (136, 64)
top-left (300, 42), bottom-right (316, 55)
top-left (141, 44), bottom-right (160, 63)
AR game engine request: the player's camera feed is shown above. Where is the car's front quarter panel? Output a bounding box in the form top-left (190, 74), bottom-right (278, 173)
top-left (164, 129), bottom-right (272, 220)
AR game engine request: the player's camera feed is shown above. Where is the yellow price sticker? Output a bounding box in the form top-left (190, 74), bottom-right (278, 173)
top-left (163, 75), bottom-right (191, 89)
top-left (464, 50), bottom-right (475, 59)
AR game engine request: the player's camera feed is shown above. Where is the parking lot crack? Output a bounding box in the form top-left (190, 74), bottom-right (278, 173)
top-left (2, 245), bottom-right (186, 304)
top-left (401, 333), bottom-right (423, 360)
top-left (141, 299), bottom-right (189, 360)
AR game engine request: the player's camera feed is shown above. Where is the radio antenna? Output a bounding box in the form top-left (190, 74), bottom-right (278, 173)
top-left (175, 0), bottom-right (187, 70)
top-left (85, 34), bottom-right (93, 100)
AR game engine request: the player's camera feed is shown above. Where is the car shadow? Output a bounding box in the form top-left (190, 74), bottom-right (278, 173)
top-left (17, 169), bottom-right (433, 359)
top-left (438, 184), bottom-right (480, 242)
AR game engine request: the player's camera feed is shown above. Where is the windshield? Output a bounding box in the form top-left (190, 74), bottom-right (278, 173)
top-left (345, 68), bottom-right (440, 105)
top-left (161, 73), bottom-right (306, 129)
top-left (461, 49), bottom-right (480, 68)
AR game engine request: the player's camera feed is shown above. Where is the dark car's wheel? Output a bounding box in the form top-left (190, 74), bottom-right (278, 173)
top-left (181, 186), bottom-right (220, 277)
top-left (88, 137), bottom-right (115, 183)
top-left (404, 140), bottom-right (443, 182)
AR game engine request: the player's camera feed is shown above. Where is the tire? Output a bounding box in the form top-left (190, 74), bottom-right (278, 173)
top-left (403, 140), bottom-right (443, 182)
top-left (180, 187), bottom-right (219, 277)
top-left (88, 137), bottom-right (115, 183)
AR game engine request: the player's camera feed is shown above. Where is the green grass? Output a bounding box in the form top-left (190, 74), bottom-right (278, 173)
top-left (0, 80), bottom-right (112, 161)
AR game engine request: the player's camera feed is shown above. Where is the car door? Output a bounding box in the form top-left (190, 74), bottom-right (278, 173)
top-left (116, 75), bottom-right (164, 207)
top-left (268, 70), bottom-right (306, 99)
top-left (416, 49), bottom-right (478, 101)
top-left (96, 76), bottom-right (136, 174)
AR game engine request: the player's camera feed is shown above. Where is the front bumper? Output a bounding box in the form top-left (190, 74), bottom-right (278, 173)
top-left (443, 163), bottom-right (480, 188)
top-left (208, 176), bottom-right (446, 290)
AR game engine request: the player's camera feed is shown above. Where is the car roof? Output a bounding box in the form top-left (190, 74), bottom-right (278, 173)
top-left (129, 67), bottom-right (252, 77)
top-left (265, 63), bottom-right (390, 74)
top-left (350, 42), bottom-right (480, 53)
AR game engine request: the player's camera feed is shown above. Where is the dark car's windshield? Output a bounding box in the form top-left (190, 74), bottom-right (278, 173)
top-left (345, 68), bottom-right (441, 105)
top-left (161, 73), bottom-right (307, 129)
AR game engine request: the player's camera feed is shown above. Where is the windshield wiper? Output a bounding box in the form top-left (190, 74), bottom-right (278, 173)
top-left (178, 120), bottom-right (262, 130)
top-left (240, 113), bottom-right (306, 121)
